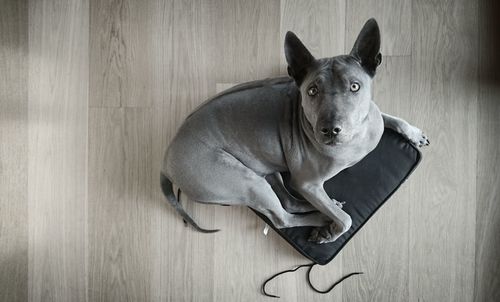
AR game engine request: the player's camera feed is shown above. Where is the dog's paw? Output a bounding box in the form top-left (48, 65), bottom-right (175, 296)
top-left (403, 125), bottom-right (430, 148)
top-left (308, 224), bottom-right (339, 244)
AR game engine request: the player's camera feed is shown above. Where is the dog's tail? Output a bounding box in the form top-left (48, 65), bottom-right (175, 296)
top-left (160, 173), bottom-right (219, 233)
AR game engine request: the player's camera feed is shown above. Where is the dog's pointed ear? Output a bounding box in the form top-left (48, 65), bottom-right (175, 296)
top-left (285, 31), bottom-right (315, 85)
top-left (350, 18), bottom-right (382, 77)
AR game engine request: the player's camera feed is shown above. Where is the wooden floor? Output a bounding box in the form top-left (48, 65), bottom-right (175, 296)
top-left (1, 0), bottom-right (499, 301)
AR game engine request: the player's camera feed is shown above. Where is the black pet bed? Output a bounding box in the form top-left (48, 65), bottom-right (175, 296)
top-left (254, 128), bottom-right (421, 297)
top-left (254, 128), bottom-right (421, 265)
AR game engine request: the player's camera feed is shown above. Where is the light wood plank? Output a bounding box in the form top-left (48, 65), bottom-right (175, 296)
top-left (212, 201), bottom-right (285, 301)
top-left (90, 0), bottom-right (154, 107)
top-left (280, 2), bottom-right (347, 301)
top-left (280, 0), bottom-right (346, 71)
top-left (28, 0), bottom-right (89, 301)
top-left (209, 83), bottom-right (281, 301)
top-left (409, 1), bottom-right (478, 301)
top-left (343, 56), bottom-right (412, 302)
top-left (0, 0), bottom-right (28, 301)
top-left (157, 0), bottom-right (217, 120)
top-left (88, 108), bottom-right (156, 301)
top-left (214, 0), bottom-right (281, 83)
top-left (151, 1), bottom-right (219, 300)
top-left (474, 0), bottom-right (500, 301)
top-left (345, 0), bottom-right (411, 55)
top-left (151, 107), bottom-right (217, 302)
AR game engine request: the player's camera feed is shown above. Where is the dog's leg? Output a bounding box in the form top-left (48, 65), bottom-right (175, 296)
top-left (382, 113), bottom-right (429, 147)
top-left (188, 149), bottom-right (330, 228)
top-left (235, 172), bottom-right (331, 228)
top-left (265, 173), bottom-right (317, 213)
top-left (247, 179), bottom-right (331, 229)
top-left (291, 179), bottom-right (352, 244)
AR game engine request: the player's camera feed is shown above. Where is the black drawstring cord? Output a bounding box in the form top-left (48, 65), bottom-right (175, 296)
top-left (262, 263), bottom-right (364, 298)
top-left (306, 265), bottom-right (363, 294)
top-left (262, 264), bottom-right (313, 298)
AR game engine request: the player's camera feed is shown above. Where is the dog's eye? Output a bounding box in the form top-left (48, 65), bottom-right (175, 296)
top-left (307, 86), bottom-right (318, 96)
top-left (350, 82), bottom-right (360, 92)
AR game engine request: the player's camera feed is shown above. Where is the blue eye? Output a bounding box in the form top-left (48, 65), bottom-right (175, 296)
top-left (307, 86), bottom-right (318, 96)
top-left (350, 82), bottom-right (360, 92)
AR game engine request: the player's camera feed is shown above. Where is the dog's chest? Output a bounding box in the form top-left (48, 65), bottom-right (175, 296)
top-left (324, 113), bottom-right (384, 173)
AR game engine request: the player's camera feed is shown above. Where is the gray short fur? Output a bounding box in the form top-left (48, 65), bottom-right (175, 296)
top-left (161, 19), bottom-right (429, 243)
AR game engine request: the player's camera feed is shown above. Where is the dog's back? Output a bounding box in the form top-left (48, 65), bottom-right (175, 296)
top-left (162, 77), bottom-right (296, 200)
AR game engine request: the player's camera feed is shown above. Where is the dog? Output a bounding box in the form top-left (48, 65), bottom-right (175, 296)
top-left (161, 19), bottom-right (429, 244)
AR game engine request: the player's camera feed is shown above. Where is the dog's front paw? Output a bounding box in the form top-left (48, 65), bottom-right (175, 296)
top-left (308, 223), bottom-right (341, 244)
top-left (402, 125), bottom-right (430, 147)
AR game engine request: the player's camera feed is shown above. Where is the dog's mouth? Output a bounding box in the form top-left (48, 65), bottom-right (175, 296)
top-left (319, 136), bottom-right (344, 146)
top-left (318, 133), bottom-right (353, 146)
top-left (325, 140), bottom-right (342, 146)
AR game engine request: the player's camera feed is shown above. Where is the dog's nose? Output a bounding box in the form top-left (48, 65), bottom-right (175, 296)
top-left (320, 126), bottom-right (342, 137)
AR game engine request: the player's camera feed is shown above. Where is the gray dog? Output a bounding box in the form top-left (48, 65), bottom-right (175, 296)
top-left (161, 19), bottom-right (429, 244)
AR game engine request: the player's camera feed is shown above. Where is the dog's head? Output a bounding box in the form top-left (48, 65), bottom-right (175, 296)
top-left (285, 19), bottom-right (382, 146)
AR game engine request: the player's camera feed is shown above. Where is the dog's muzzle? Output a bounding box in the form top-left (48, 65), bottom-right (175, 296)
top-left (319, 126), bottom-right (344, 145)
top-left (317, 127), bottom-right (356, 146)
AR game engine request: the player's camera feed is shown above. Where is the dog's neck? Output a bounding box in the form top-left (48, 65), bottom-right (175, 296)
top-left (296, 94), bottom-right (317, 146)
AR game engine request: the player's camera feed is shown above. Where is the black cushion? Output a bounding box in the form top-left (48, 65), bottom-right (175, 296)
top-left (253, 128), bottom-right (422, 265)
